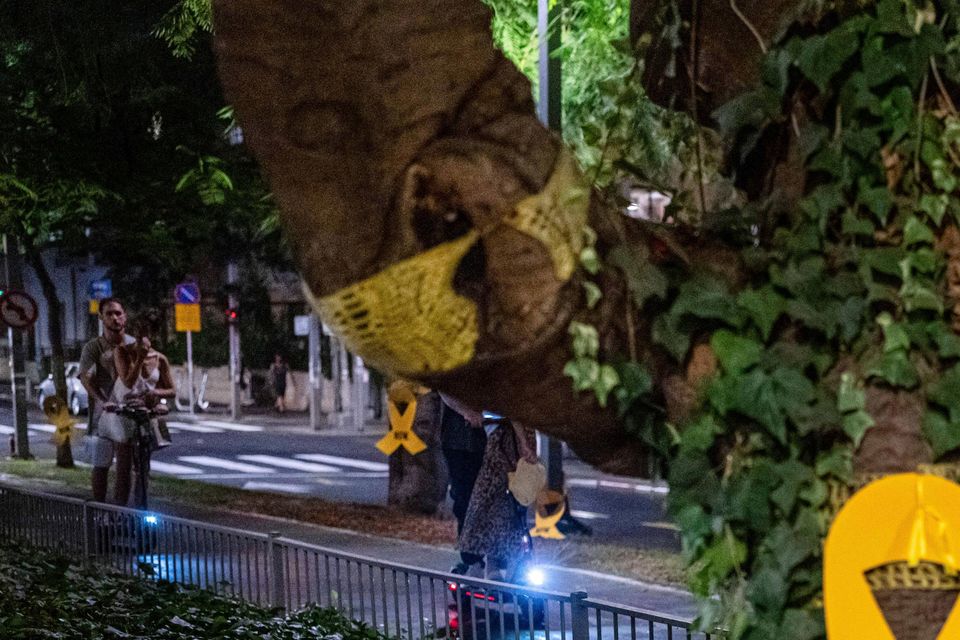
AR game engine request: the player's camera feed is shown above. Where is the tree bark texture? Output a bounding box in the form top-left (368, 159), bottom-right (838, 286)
top-left (387, 391), bottom-right (449, 515)
top-left (25, 244), bottom-right (73, 468)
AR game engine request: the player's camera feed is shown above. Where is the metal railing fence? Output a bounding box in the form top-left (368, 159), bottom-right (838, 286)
top-left (0, 484), bottom-right (721, 640)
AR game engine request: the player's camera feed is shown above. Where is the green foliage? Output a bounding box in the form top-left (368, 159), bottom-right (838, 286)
top-left (0, 538), bottom-right (384, 639)
top-left (523, 0), bottom-right (960, 636)
top-left (482, 0), bottom-right (695, 192)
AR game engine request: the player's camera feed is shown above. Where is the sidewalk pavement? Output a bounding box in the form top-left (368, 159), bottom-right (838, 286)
top-left (1, 473), bottom-right (699, 621)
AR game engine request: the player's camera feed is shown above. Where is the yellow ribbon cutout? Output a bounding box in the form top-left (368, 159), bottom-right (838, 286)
top-left (530, 491), bottom-right (566, 540)
top-left (376, 398), bottom-right (427, 456)
top-left (42, 396), bottom-right (76, 447)
top-left (824, 473), bottom-right (960, 639)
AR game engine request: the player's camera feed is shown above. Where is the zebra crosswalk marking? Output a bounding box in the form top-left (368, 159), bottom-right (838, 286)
top-left (178, 456), bottom-right (276, 474)
top-left (238, 455), bottom-right (340, 473)
top-left (295, 453), bottom-right (389, 471)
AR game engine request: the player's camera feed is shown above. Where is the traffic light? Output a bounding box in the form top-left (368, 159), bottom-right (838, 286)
top-left (225, 308), bottom-right (239, 324)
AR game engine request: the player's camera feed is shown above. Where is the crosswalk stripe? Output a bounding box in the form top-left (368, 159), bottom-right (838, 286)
top-left (28, 423), bottom-right (55, 433)
top-left (295, 453), bottom-right (389, 472)
top-left (242, 481), bottom-right (311, 494)
top-left (149, 461), bottom-right (205, 475)
top-left (178, 456), bottom-right (276, 473)
top-left (198, 420), bottom-right (264, 432)
top-left (238, 455), bottom-right (341, 473)
top-left (0, 425), bottom-right (15, 435)
top-left (570, 510), bottom-right (610, 520)
top-left (166, 421), bottom-right (222, 433)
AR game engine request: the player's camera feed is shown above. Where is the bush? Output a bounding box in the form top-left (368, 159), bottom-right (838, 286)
top-left (0, 539), bottom-right (384, 640)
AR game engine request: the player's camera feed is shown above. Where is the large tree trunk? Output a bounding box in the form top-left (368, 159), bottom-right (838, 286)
top-left (211, 0), bottom-right (651, 474)
top-left (25, 245), bottom-right (74, 468)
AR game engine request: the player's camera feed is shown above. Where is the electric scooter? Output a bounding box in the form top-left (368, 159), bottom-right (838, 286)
top-left (443, 413), bottom-right (547, 640)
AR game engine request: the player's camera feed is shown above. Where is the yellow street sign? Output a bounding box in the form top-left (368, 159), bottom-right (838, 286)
top-left (175, 303), bottom-right (201, 332)
top-left (89, 299), bottom-right (99, 315)
top-left (530, 490), bottom-right (566, 540)
top-left (376, 398), bottom-right (427, 456)
top-left (824, 473), bottom-right (960, 639)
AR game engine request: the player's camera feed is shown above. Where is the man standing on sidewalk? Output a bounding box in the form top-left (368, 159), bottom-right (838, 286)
top-left (439, 393), bottom-right (486, 574)
top-left (78, 297), bottom-right (135, 502)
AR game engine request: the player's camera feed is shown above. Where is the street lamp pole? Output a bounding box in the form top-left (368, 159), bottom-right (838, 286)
top-left (538, 0), bottom-right (565, 496)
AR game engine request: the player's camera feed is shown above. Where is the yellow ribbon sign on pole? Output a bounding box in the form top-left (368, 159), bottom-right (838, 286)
top-left (530, 489), bottom-right (566, 540)
top-left (376, 397), bottom-right (427, 456)
top-left (824, 473), bottom-right (960, 639)
top-left (42, 396), bottom-right (76, 447)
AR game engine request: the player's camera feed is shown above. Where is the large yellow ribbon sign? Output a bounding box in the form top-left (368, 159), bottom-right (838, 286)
top-left (376, 397), bottom-right (427, 456)
top-left (824, 473), bottom-right (960, 639)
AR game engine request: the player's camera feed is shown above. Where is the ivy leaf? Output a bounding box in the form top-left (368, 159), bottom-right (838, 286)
top-left (681, 415), bottom-right (723, 452)
top-left (876, 312), bottom-right (911, 352)
top-left (837, 372), bottom-right (867, 413)
top-left (594, 364), bottom-right (620, 408)
top-left (899, 280), bottom-right (944, 313)
top-left (922, 411), bottom-right (960, 458)
top-left (919, 193), bottom-right (949, 226)
top-left (928, 323), bottom-right (960, 358)
top-left (737, 286), bottom-right (787, 341)
top-left (568, 322), bottom-right (599, 358)
top-left (613, 361), bottom-right (653, 411)
top-left (607, 244), bottom-right (667, 308)
top-left (903, 216), bottom-right (935, 246)
top-left (563, 356), bottom-right (599, 392)
top-left (841, 210), bottom-right (876, 236)
top-left (769, 461), bottom-right (814, 514)
top-left (815, 446), bottom-right (853, 481)
top-left (778, 609), bottom-right (826, 640)
top-left (710, 330), bottom-right (762, 374)
top-left (795, 23), bottom-right (863, 92)
top-left (579, 246), bottom-right (601, 274)
top-left (671, 276), bottom-right (744, 325)
top-left (653, 315), bottom-right (691, 362)
top-left (746, 567), bottom-right (788, 614)
top-left (842, 409), bottom-right (875, 447)
top-left (712, 370), bottom-right (787, 444)
top-left (929, 365), bottom-right (960, 420)
top-left (582, 281), bottom-right (602, 309)
top-left (866, 247), bottom-right (906, 277)
top-left (858, 182), bottom-right (893, 224)
top-left (866, 350), bottom-right (919, 388)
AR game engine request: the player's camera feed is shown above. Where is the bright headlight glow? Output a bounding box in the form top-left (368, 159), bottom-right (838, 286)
top-left (144, 515), bottom-right (159, 525)
top-left (525, 567), bottom-right (546, 587)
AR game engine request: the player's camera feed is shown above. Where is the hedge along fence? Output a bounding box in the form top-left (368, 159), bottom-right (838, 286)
top-left (0, 537), bottom-right (386, 640)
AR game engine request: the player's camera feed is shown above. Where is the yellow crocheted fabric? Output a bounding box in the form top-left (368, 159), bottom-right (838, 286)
top-left (303, 151), bottom-right (588, 376)
top-left (502, 151), bottom-right (589, 281)
top-left (304, 231), bottom-right (480, 376)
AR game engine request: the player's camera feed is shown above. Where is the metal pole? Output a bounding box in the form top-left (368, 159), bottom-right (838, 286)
top-left (308, 315), bottom-right (322, 430)
top-left (351, 355), bottom-right (366, 433)
top-left (186, 330), bottom-right (195, 415)
top-left (570, 591), bottom-right (590, 640)
top-left (2, 235), bottom-right (31, 459)
top-left (227, 262), bottom-right (241, 421)
top-left (538, 0), bottom-right (564, 493)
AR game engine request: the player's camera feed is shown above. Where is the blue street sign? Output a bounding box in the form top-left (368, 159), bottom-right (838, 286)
top-left (89, 279), bottom-right (112, 300)
top-left (175, 282), bottom-right (201, 304)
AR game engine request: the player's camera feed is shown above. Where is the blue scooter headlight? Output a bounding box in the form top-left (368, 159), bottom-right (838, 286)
top-left (525, 566), bottom-right (546, 587)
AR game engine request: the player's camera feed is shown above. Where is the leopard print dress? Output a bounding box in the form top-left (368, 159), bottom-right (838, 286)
top-left (458, 423), bottom-right (534, 572)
